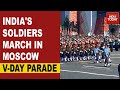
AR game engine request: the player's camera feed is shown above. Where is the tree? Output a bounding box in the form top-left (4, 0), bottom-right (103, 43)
top-left (63, 15), bottom-right (69, 31)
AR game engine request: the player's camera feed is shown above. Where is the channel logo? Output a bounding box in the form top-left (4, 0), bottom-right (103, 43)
top-left (106, 12), bottom-right (119, 24)
top-left (108, 15), bottom-right (118, 21)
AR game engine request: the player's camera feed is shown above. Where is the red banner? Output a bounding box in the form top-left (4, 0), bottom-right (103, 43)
top-left (0, 11), bottom-right (60, 79)
top-left (106, 12), bottom-right (119, 24)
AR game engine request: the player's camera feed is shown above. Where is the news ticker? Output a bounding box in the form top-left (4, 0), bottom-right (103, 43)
top-left (0, 63), bottom-right (60, 73)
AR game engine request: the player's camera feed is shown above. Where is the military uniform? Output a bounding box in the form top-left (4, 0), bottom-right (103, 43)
top-left (63, 43), bottom-right (67, 61)
top-left (60, 44), bottom-right (65, 62)
top-left (72, 42), bottom-right (78, 61)
top-left (109, 38), bottom-right (114, 52)
top-left (115, 38), bottom-right (119, 51)
top-left (104, 45), bottom-right (111, 67)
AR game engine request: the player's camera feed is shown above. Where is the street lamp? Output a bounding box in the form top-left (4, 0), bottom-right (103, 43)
top-left (91, 11), bottom-right (92, 34)
top-left (88, 11), bottom-right (92, 36)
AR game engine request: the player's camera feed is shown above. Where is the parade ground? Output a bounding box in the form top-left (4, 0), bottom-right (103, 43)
top-left (60, 50), bottom-right (120, 79)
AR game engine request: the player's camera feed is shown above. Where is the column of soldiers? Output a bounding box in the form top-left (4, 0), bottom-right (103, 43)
top-left (60, 31), bottom-right (120, 66)
top-left (60, 34), bottom-right (102, 61)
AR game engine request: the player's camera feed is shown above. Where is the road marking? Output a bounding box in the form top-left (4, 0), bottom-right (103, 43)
top-left (111, 63), bottom-right (119, 66)
top-left (79, 60), bottom-right (90, 62)
top-left (111, 57), bottom-right (120, 58)
top-left (83, 65), bottom-right (110, 70)
top-left (61, 62), bottom-right (119, 66)
top-left (61, 69), bottom-right (119, 78)
top-left (111, 54), bottom-right (120, 55)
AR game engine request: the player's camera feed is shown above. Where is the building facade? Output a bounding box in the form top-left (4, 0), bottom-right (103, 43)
top-left (78, 11), bottom-right (97, 35)
top-left (61, 11), bottom-right (120, 35)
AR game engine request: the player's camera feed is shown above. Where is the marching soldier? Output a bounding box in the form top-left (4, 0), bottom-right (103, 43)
top-left (104, 45), bottom-right (111, 67)
top-left (67, 41), bottom-right (73, 61)
top-left (62, 41), bottom-right (67, 62)
top-left (66, 43), bottom-right (70, 61)
top-left (60, 43), bottom-right (63, 62)
top-left (93, 44), bottom-right (101, 63)
top-left (115, 37), bottom-right (119, 51)
top-left (73, 40), bottom-right (79, 61)
top-left (79, 41), bottom-right (83, 60)
top-left (90, 45), bottom-right (95, 60)
top-left (109, 38), bottom-right (114, 52)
